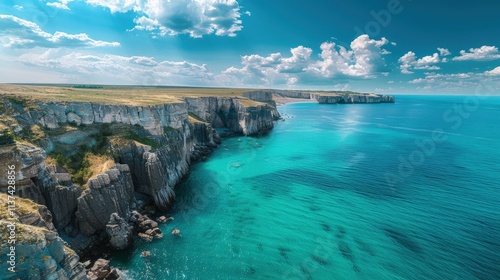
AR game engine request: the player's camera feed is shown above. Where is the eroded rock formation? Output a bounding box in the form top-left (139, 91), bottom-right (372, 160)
top-left (106, 213), bottom-right (133, 250)
top-left (0, 194), bottom-right (87, 280)
top-left (76, 165), bottom-right (135, 236)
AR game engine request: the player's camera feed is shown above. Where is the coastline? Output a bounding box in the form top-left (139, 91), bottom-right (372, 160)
top-left (0, 87), bottom-right (396, 279)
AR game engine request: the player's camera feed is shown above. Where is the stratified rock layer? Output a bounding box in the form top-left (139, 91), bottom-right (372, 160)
top-left (0, 194), bottom-right (87, 280)
top-left (76, 164), bottom-right (135, 236)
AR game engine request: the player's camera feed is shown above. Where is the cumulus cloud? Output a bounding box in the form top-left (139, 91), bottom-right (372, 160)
top-left (484, 66), bottom-right (500, 76)
top-left (46, 0), bottom-right (244, 38)
top-left (407, 73), bottom-right (474, 92)
top-left (437, 47), bottom-right (451, 57)
top-left (220, 35), bottom-right (391, 86)
top-left (453, 46), bottom-right (500, 61)
top-left (409, 73), bottom-right (471, 84)
top-left (406, 70), bottom-right (500, 93)
top-left (0, 14), bottom-right (120, 48)
top-left (18, 50), bottom-right (214, 85)
top-left (46, 0), bottom-right (70, 10)
top-left (306, 35), bottom-right (390, 78)
top-left (13, 5), bottom-right (24, 10)
top-left (398, 51), bottom-right (443, 74)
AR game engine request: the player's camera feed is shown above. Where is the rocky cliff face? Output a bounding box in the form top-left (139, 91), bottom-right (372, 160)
top-left (242, 91), bottom-right (275, 104)
top-left (272, 90), bottom-right (314, 99)
top-left (110, 124), bottom-right (193, 209)
top-left (0, 194), bottom-right (87, 280)
top-left (23, 101), bottom-right (187, 135)
top-left (0, 144), bottom-right (47, 204)
top-left (76, 164), bottom-right (135, 236)
top-left (3, 93), bottom-right (278, 215)
top-left (184, 97), bottom-right (279, 135)
top-left (0, 143), bottom-right (82, 232)
top-left (266, 89), bottom-right (395, 104)
top-left (37, 165), bottom-right (82, 231)
top-left (314, 93), bottom-right (395, 104)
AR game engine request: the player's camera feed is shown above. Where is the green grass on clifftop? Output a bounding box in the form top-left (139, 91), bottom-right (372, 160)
top-left (0, 84), bottom-right (252, 106)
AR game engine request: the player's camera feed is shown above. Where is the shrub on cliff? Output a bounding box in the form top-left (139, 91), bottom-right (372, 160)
top-left (0, 129), bottom-right (15, 145)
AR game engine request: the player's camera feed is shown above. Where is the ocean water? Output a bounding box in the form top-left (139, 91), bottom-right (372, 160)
top-left (111, 95), bottom-right (500, 280)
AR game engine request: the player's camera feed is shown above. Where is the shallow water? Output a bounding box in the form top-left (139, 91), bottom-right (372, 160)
top-left (111, 95), bottom-right (500, 280)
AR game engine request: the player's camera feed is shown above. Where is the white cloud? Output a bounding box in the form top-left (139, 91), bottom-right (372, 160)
top-left (13, 5), bottom-right (24, 11)
top-left (220, 35), bottom-right (391, 86)
top-left (398, 51), bottom-right (442, 74)
top-left (437, 48), bottom-right (451, 57)
top-left (17, 50), bottom-right (214, 85)
top-left (0, 14), bottom-right (120, 48)
top-left (218, 46), bottom-right (315, 85)
top-left (408, 78), bottom-right (426, 84)
top-left (406, 71), bottom-right (500, 93)
top-left (306, 35), bottom-right (390, 78)
top-left (46, 0), bottom-right (72, 10)
top-left (485, 66), bottom-right (500, 76)
top-left (47, 0), bottom-right (245, 38)
top-left (453, 46), bottom-right (500, 61)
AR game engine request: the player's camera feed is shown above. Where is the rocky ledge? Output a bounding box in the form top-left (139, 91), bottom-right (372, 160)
top-left (0, 193), bottom-right (87, 280)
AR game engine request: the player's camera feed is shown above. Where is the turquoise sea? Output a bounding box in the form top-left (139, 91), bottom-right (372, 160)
top-left (111, 95), bottom-right (500, 280)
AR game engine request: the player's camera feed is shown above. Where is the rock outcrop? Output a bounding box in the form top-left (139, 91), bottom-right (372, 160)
top-left (268, 89), bottom-right (395, 104)
top-left (37, 165), bottom-right (82, 231)
top-left (184, 97), bottom-right (279, 136)
top-left (242, 91), bottom-right (275, 104)
top-left (314, 93), bottom-right (395, 104)
top-left (24, 101), bottom-right (187, 135)
top-left (87, 258), bottom-right (120, 280)
top-left (106, 213), bottom-right (133, 250)
top-left (0, 194), bottom-right (87, 280)
top-left (271, 90), bottom-right (314, 100)
top-left (129, 211), bottom-right (163, 241)
top-left (76, 165), bottom-right (135, 236)
top-left (0, 142), bottom-right (82, 231)
top-left (0, 144), bottom-right (47, 205)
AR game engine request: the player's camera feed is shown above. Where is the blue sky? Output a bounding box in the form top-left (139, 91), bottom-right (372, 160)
top-left (0, 0), bottom-right (499, 94)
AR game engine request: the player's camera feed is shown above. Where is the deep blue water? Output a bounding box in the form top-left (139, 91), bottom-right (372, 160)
top-left (111, 95), bottom-right (500, 280)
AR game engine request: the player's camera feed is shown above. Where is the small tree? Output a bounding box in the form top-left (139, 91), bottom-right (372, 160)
top-left (0, 129), bottom-right (15, 145)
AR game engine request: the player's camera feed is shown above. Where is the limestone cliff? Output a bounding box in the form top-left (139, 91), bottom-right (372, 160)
top-left (0, 94), bottom-right (278, 235)
top-left (184, 97), bottom-right (279, 135)
top-left (265, 89), bottom-right (395, 104)
top-left (313, 93), bottom-right (395, 104)
top-left (75, 164), bottom-right (135, 236)
top-left (0, 194), bottom-right (87, 280)
top-left (23, 101), bottom-right (187, 135)
top-left (0, 143), bottom-right (47, 205)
